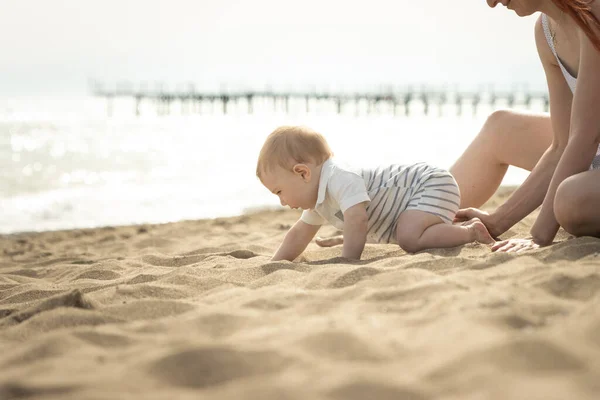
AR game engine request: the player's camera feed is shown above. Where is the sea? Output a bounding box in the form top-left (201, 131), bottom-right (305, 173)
top-left (0, 94), bottom-right (538, 234)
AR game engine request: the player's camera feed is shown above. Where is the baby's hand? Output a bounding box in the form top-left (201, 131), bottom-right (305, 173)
top-left (272, 220), bottom-right (321, 261)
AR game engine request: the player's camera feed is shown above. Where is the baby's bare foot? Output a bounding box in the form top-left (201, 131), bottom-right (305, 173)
top-left (315, 235), bottom-right (344, 247)
top-left (470, 220), bottom-right (494, 244)
top-left (457, 217), bottom-right (481, 227)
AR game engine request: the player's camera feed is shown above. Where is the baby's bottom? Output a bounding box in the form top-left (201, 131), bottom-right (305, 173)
top-left (395, 210), bottom-right (493, 253)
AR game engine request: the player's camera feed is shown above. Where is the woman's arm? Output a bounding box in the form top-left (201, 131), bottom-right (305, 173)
top-left (490, 16), bottom-right (574, 233)
top-left (531, 27), bottom-right (600, 245)
top-left (457, 16), bottom-right (574, 238)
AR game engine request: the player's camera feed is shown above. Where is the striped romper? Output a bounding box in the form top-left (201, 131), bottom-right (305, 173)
top-left (301, 159), bottom-right (461, 244)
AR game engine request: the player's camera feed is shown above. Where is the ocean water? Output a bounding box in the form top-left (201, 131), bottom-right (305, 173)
top-left (0, 95), bottom-right (534, 234)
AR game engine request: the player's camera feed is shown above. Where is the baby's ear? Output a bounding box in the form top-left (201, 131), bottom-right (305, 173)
top-left (293, 164), bottom-right (311, 181)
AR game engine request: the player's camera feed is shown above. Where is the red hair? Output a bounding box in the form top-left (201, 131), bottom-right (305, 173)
top-left (551, 0), bottom-right (600, 51)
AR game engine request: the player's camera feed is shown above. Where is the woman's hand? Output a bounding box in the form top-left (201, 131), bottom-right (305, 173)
top-left (491, 238), bottom-right (540, 253)
top-left (454, 208), bottom-right (503, 239)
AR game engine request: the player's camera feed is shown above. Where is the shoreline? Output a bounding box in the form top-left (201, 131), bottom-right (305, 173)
top-left (1, 186), bottom-right (521, 238)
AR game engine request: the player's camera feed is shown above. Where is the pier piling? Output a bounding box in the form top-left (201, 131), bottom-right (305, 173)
top-left (90, 82), bottom-right (550, 117)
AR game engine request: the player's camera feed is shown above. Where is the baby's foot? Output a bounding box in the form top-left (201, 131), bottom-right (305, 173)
top-left (457, 217), bottom-right (481, 227)
top-left (315, 235), bottom-right (344, 247)
top-left (470, 220), bottom-right (494, 244)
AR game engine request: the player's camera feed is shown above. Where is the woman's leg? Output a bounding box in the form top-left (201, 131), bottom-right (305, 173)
top-left (450, 110), bottom-right (553, 208)
top-left (554, 170), bottom-right (600, 237)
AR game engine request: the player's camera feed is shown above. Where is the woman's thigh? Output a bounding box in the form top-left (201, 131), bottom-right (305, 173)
top-left (450, 110), bottom-right (553, 208)
top-left (488, 110), bottom-right (552, 169)
top-left (555, 169), bottom-right (600, 237)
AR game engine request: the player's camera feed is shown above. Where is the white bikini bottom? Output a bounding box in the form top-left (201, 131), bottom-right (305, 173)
top-left (591, 145), bottom-right (600, 170)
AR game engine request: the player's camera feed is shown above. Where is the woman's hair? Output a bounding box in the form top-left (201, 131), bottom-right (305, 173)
top-left (552, 0), bottom-right (600, 51)
top-left (256, 126), bottom-right (333, 179)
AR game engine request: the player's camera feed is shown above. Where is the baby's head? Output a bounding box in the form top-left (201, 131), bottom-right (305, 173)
top-left (256, 126), bottom-right (333, 210)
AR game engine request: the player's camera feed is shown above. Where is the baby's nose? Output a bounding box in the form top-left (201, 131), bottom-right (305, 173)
top-left (280, 198), bottom-right (287, 207)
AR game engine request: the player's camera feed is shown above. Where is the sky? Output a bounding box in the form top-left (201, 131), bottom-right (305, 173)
top-left (0, 0), bottom-right (545, 96)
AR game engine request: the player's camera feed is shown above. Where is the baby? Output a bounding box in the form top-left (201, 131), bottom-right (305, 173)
top-left (256, 125), bottom-right (494, 261)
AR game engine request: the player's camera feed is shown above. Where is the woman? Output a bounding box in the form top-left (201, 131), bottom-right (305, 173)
top-left (316, 0), bottom-right (600, 252)
top-left (451, 0), bottom-right (600, 252)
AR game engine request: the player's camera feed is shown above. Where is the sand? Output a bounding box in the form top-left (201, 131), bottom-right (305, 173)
top-left (1, 187), bottom-right (600, 400)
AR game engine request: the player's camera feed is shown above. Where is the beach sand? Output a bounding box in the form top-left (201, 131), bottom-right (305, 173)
top-left (1, 187), bottom-right (600, 399)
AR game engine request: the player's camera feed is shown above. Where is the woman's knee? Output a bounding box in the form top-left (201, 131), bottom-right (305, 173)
top-left (476, 110), bottom-right (551, 170)
top-left (472, 110), bottom-right (518, 157)
top-left (555, 175), bottom-right (588, 235)
top-left (478, 110), bottom-right (513, 140)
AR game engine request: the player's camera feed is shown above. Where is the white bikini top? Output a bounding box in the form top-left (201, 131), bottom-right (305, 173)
top-left (541, 14), bottom-right (578, 94)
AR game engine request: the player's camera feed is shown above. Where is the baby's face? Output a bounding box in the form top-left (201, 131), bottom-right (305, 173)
top-left (261, 165), bottom-right (318, 210)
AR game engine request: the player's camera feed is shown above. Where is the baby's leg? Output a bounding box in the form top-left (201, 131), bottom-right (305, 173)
top-left (395, 210), bottom-right (493, 253)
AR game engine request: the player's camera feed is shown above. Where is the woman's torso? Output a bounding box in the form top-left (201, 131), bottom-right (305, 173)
top-left (541, 13), bottom-right (600, 169)
top-left (542, 13), bottom-right (580, 82)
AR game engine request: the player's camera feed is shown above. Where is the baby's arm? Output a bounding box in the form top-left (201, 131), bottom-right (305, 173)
top-left (272, 219), bottom-right (321, 261)
top-left (341, 203), bottom-right (368, 260)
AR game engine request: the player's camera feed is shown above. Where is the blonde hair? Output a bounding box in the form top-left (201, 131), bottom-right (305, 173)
top-left (256, 126), bottom-right (333, 179)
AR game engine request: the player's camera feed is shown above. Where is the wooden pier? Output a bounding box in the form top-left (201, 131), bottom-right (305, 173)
top-left (90, 82), bottom-right (550, 117)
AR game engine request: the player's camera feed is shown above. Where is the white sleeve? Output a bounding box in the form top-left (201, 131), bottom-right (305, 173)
top-left (300, 209), bottom-right (326, 226)
top-left (328, 171), bottom-right (371, 212)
